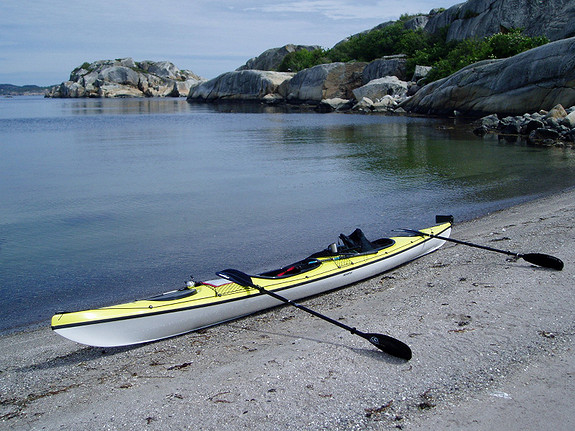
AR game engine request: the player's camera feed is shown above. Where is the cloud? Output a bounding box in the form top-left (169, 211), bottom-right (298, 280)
top-left (248, 0), bottom-right (388, 20)
top-left (0, 0), bottom-right (460, 85)
top-left (246, 0), bottom-right (452, 20)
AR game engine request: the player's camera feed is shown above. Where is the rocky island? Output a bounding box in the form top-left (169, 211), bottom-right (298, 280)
top-left (46, 58), bottom-right (202, 98)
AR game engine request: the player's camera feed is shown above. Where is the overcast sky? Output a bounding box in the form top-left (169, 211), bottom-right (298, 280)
top-left (1, 0), bottom-right (460, 86)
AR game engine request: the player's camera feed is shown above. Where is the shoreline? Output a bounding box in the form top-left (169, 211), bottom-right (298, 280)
top-left (2, 188), bottom-right (574, 430)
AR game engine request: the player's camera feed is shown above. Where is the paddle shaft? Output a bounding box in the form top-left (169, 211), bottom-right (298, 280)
top-left (418, 231), bottom-right (519, 257)
top-left (216, 269), bottom-right (412, 360)
top-left (258, 283), bottom-right (362, 334)
top-left (401, 229), bottom-right (563, 270)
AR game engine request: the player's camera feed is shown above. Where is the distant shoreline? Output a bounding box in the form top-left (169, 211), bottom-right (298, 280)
top-left (0, 83), bottom-right (51, 96)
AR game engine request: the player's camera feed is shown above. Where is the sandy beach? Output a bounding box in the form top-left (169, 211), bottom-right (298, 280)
top-left (1, 189), bottom-right (574, 431)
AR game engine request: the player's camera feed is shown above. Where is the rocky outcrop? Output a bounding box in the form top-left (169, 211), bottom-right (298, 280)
top-left (182, 1), bottom-right (574, 116)
top-left (425, 0), bottom-right (575, 42)
top-left (186, 58), bottom-right (416, 112)
top-left (187, 70), bottom-right (293, 102)
top-left (473, 104), bottom-right (575, 147)
top-left (401, 37), bottom-right (575, 117)
top-left (285, 62), bottom-right (366, 103)
top-left (189, 62), bottom-right (375, 107)
top-left (404, 15), bottom-right (430, 31)
top-left (46, 58), bottom-right (202, 98)
top-left (237, 44), bottom-right (321, 71)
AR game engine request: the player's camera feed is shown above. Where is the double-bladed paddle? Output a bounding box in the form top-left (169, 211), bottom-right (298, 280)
top-left (398, 229), bottom-right (564, 271)
top-left (216, 268), bottom-right (412, 360)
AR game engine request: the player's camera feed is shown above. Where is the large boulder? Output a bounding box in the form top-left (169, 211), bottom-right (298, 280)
top-left (50, 81), bottom-right (87, 98)
top-left (411, 65), bottom-right (432, 82)
top-left (46, 58), bottom-right (202, 98)
top-left (138, 60), bottom-right (192, 80)
top-left (401, 37), bottom-right (575, 116)
top-left (362, 55), bottom-right (407, 83)
top-left (404, 15), bottom-right (430, 31)
top-left (285, 62), bottom-right (367, 102)
top-left (237, 44), bottom-right (321, 71)
top-left (187, 70), bottom-right (293, 101)
top-left (98, 66), bottom-right (140, 86)
top-left (353, 76), bottom-right (409, 101)
top-left (425, 0), bottom-right (575, 42)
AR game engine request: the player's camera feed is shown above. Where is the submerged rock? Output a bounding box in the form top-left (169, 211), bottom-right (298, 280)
top-left (317, 98), bottom-right (355, 112)
top-left (473, 104), bottom-right (575, 147)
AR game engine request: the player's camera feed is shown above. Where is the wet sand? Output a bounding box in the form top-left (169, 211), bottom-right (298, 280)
top-left (1, 189), bottom-right (574, 430)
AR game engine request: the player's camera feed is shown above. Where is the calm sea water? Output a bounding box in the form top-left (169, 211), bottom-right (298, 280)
top-left (2, 96), bottom-right (575, 334)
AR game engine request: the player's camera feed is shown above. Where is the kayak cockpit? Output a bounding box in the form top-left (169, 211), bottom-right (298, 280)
top-left (144, 287), bottom-right (198, 301)
top-left (259, 228), bottom-right (396, 279)
top-left (371, 237), bottom-right (395, 248)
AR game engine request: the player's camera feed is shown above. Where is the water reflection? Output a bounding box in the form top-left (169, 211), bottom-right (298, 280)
top-left (61, 98), bottom-right (295, 116)
top-left (62, 97), bottom-right (197, 116)
top-left (254, 115), bottom-right (575, 206)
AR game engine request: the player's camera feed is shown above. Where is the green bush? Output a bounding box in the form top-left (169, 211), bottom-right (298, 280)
top-left (278, 49), bottom-right (329, 72)
top-left (276, 20), bottom-right (550, 82)
top-left (424, 38), bottom-right (492, 82)
top-left (328, 21), bottom-right (428, 62)
top-left (424, 29), bottom-right (549, 82)
top-left (486, 29), bottom-right (549, 58)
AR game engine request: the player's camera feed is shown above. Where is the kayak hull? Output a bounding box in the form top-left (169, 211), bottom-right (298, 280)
top-left (51, 219), bottom-right (451, 347)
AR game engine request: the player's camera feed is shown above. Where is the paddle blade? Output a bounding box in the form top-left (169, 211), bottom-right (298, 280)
top-left (363, 333), bottom-right (412, 360)
top-left (217, 269), bottom-right (255, 287)
top-left (521, 253), bottom-right (564, 270)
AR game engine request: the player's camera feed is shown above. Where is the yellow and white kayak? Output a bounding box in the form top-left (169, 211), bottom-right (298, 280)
top-left (51, 216), bottom-right (452, 347)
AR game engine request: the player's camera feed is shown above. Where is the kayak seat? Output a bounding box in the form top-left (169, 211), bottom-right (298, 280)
top-left (339, 228), bottom-right (375, 253)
